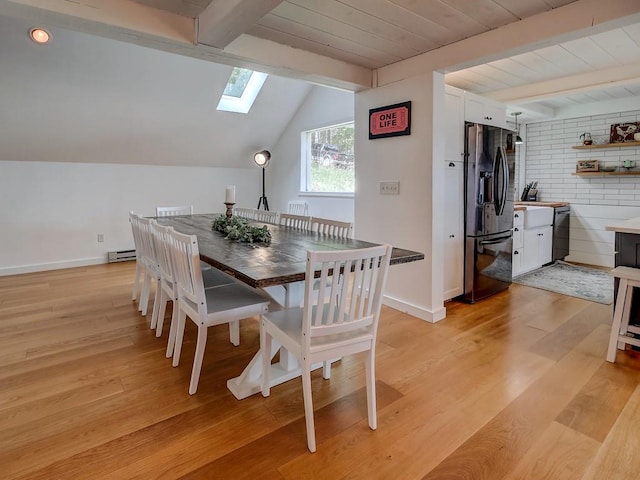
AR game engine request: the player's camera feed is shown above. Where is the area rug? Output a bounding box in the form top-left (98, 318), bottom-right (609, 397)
top-left (513, 261), bottom-right (613, 304)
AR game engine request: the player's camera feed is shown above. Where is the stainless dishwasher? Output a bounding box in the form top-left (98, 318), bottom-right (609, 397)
top-left (552, 205), bottom-right (570, 261)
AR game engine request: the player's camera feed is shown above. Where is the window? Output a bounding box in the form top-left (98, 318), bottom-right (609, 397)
top-left (301, 122), bottom-right (354, 194)
top-left (217, 67), bottom-right (268, 114)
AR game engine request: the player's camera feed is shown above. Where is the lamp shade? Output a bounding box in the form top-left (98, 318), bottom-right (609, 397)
top-left (254, 150), bottom-right (271, 168)
top-left (515, 135), bottom-right (523, 145)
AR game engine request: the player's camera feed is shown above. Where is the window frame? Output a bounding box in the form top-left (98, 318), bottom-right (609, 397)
top-left (300, 121), bottom-right (355, 196)
top-left (217, 68), bottom-right (268, 114)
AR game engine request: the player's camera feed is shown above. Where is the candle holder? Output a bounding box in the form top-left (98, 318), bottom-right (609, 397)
top-left (224, 202), bottom-right (235, 219)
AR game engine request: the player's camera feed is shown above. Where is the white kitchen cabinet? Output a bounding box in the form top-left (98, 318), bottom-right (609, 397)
top-left (521, 225), bottom-right (553, 273)
top-left (444, 161), bottom-right (464, 300)
top-left (444, 86), bottom-right (465, 164)
top-left (512, 210), bottom-right (525, 276)
top-left (442, 85), bottom-right (465, 300)
top-left (464, 91), bottom-right (507, 129)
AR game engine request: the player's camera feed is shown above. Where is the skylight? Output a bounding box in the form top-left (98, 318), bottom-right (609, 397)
top-left (217, 67), bottom-right (268, 114)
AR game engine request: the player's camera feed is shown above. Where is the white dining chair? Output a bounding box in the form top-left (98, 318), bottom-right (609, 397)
top-left (234, 207), bottom-right (256, 220)
top-left (260, 244), bottom-right (393, 452)
top-left (136, 216), bottom-right (161, 320)
top-left (287, 200), bottom-right (309, 216)
top-left (310, 217), bottom-right (352, 238)
top-left (156, 205), bottom-right (193, 217)
top-left (168, 229), bottom-right (270, 394)
top-left (279, 213), bottom-right (312, 230)
top-left (129, 211), bottom-right (144, 303)
top-left (254, 210), bottom-right (279, 224)
top-left (150, 222), bottom-right (237, 343)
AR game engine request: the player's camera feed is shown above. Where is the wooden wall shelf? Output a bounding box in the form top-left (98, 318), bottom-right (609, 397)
top-left (572, 171), bottom-right (640, 176)
top-left (572, 141), bottom-right (640, 149)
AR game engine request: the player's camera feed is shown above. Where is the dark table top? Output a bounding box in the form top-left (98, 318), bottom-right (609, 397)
top-left (157, 214), bottom-right (424, 288)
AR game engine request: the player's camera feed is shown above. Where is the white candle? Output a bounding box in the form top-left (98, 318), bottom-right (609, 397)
top-left (225, 185), bottom-right (236, 204)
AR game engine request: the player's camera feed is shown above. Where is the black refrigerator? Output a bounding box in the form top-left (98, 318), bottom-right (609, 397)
top-left (463, 122), bottom-right (516, 303)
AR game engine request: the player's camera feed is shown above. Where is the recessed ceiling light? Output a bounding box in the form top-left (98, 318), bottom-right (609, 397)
top-left (29, 28), bottom-right (50, 44)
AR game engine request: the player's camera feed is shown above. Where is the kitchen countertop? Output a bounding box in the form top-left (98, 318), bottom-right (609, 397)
top-left (515, 201), bottom-right (570, 208)
top-left (605, 217), bottom-right (640, 234)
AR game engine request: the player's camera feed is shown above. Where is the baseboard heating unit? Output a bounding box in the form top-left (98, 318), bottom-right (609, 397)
top-left (108, 250), bottom-right (136, 263)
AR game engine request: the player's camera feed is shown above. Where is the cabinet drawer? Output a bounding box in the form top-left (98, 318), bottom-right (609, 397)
top-left (513, 225), bottom-right (523, 249)
top-left (513, 211), bottom-right (524, 227)
top-left (512, 249), bottom-right (523, 276)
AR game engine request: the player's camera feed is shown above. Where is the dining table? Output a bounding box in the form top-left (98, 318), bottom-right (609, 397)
top-left (156, 213), bottom-right (424, 399)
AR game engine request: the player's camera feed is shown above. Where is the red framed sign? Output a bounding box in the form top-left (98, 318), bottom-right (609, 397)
top-left (369, 101), bottom-right (411, 139)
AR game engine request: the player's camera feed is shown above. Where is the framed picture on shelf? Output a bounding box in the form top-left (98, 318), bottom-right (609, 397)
top-left (609, 122), bottom-right (640, 143)
top-left (576, 160), bottom-right (598, 172)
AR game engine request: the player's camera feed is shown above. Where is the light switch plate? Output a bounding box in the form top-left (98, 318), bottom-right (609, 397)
top-left (380, 181), bottom-right (400, 195)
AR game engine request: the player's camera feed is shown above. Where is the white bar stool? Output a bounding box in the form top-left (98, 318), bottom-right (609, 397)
top-left (607, 266), bottom-right (640, 362)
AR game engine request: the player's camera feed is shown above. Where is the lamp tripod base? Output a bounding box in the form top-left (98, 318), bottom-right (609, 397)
top-left (257, 196), bottom-right (269, 211)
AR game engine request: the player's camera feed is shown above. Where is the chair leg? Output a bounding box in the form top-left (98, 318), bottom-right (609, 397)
top-left (155, 290), bottom-right (169, 338)
top-left (607, 279), bottom-right (629, 363)
top-left (132, 261), bottom-right (142, 301)
top-left (229, 320), bottom-right (240, 346)
top-left (172, 309), bottom-right (187, 367)
top-left (301, 359), bottom-right (316, 453)
top-left (140, 272), bottom-right (150, 315)
top-left (189, 325), bottom-right (208, 395)
top-left (149, 278), bottom-right (161, 329)
top-left (166, 300), bottom-right (179, 358)
top-left (261, 319), bottom-right (272, 397)
top-left (365, 349), bottom-right (377, 430)
top-left (322, 361), bottom-right (332, 379)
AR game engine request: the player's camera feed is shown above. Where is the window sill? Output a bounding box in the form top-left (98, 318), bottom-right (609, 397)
top-left (299, 192), bottom-right (354, 199)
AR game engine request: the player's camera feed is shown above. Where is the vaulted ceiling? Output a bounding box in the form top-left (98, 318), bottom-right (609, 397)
top-left (2, 0), bottom-right (640, 123)
top-left (3, 0), bottom-right (640, 120)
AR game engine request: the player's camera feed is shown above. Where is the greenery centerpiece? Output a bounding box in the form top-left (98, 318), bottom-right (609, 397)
top-left (212, 214), bottom-right (271, 245)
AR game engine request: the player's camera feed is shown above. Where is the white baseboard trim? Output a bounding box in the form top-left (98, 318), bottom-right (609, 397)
top-left (383, 295), bottom-right (447, 323)
top-left (0, 256), bottom-right (107, 276)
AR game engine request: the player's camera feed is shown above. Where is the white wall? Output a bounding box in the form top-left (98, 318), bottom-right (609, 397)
top-left (269, 86), bottom-right (355, 222)
top-left (0, 15), bottom-right (312, 170)
top-left (0, 161), bottom-right (257, 275)
top-left (0, 78), bottom-right (356, 276)
top-left (525, 109), bottom-right (640, 266)
top-left (354, 73), bottom-right (446, 323)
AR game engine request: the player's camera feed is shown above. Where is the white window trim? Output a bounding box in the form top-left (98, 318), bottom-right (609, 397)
top-left (217, 71), bottom-right (268, 114)
top-left (300, 121), bottom-right (355, 194)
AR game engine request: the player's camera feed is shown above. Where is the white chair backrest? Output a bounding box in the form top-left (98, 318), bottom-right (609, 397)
top-left (156, 205), bottom-right (193, 217)
top-left (303, 244), bottom-right (392, 345)
top-left (129, 211), bottom-right (143, 257)
top-left (254, 210), bottom-right (279, 224)
top-left (310, 217), bottom-right (352, 238)
top-left (288, 200), bottom-right (309, 216)
top-left (137, 216), bottom-right (159, 267)
top-left (151, 222), bottom-right (174, 285)
top-left (167, 229), bottom-right (206, 311)
top-left (235, 207), bottom-right (256, 220)
top-left (279, 213), bottom-right (312, 230)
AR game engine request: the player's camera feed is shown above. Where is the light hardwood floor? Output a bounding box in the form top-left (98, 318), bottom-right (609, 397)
top-left (1, 262), bottom-right (639, 479)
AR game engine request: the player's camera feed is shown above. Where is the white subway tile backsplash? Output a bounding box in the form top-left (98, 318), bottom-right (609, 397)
top-left (526, 109), bottom-right (640, 208)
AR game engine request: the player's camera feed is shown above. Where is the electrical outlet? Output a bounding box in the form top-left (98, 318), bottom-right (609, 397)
top-left (97, 234), bottom-right (104, 243)
top-left (380, 181), bottom-right (400, 195)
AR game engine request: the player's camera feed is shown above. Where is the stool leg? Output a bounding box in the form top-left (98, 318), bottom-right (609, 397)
top-left (618, 283), bottom-right (634, 349)
top-left (608, 278), bottom-right (629, 363)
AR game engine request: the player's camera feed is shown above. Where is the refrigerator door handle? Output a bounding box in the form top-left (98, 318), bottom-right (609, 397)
top-left (493, 145), bottom-right (508, 216)
top-left (499, 145), bottom-right (509, 215)
top-left (480, 234), bottom-right (512, 245)
top-left (492, 147), bottom-right (500, 214)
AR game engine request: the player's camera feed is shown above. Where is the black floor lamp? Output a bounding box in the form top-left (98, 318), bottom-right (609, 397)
top-left (254, 150), bottom-right (271, 210)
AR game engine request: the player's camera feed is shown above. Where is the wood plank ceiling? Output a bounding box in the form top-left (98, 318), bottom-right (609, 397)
top-left (123, 1), bottom-right (640, 115)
